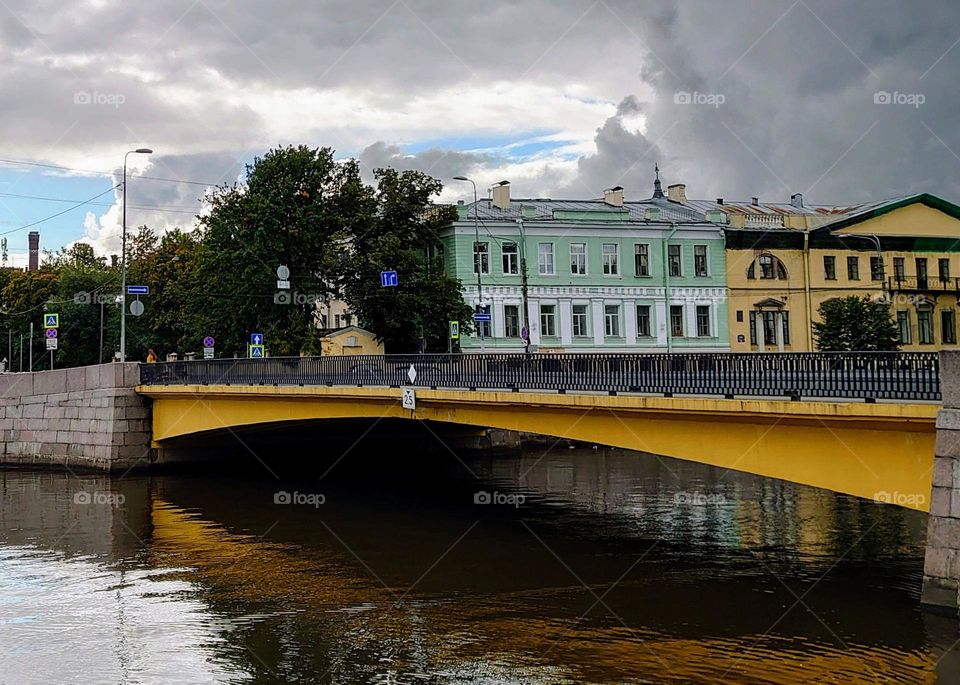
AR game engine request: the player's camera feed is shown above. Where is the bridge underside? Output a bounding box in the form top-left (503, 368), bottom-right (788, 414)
top-left (139, 385), bottom-right (938, 512)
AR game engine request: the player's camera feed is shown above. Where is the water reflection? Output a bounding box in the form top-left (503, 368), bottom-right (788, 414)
top-left (1, 445), bottom-right (959, 683)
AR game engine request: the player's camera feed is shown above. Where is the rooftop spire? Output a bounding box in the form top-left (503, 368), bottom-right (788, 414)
top-left (652, 163), bottom-right (664, 199)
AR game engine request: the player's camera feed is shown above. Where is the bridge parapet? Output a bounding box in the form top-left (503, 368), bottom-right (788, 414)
top-left (0, 363), bottom-right (151, 472)
top-left (924, 351), bottom-right (960, 612)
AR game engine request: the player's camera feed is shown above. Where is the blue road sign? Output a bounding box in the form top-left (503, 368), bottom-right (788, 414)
top-left (380, 270), bottom-right (398, 287)
top-left (126, 285), bottom-right (149, 295)
top-left (249, 344), bottom-right (265, 358)
top-left (472, 313), bottom-right (492, 322)
top-left (45, 328), bottom-right (57, 339)
top-left (44, 313), bottom-right (59, 328)
top-left (251, 332), bottom-right (264, 345)
top-left (202, 336), bottom-right (215, 348)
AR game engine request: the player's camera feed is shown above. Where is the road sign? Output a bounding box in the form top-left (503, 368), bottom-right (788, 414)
top-left (276, 279), bottom-right (290, 290)
top-left (251, 332), bottom-right (264, 345)
top-left (276, 265), bottom-right (290, 280)
top-left (203, 347), bottom-right (214, 359)
top-left (129, 300), bottom-right (144, 317)
top-left (249, 344), bottom-right (265, 358)
top-left (44, 313), bottom-right (59, 328)
top-left (46, 338), bottom-right (57, 350)
top-left (45, 328), bottom-right (57, 339)
top-left (126, 285), bottom-right (149, 295)
top-left (473, 312), bottom-right (492, 322)
top-left (407, 365), bottom-right (417, 384)
top-left (401, 386), bottom-right (416, 410)
top-left (449, 321), bottom-right (459, 340)
top-left (380, 270), bottom-right (398, 287)
top-left (203, 336), bottom-right (215, 348)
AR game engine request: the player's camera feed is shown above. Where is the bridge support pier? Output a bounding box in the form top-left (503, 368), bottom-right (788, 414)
top-left (924, 352), bottom-right (960, 613)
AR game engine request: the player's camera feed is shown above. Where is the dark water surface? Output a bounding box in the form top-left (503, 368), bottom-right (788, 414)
top-left (1, 437), bottom-right (959, 684)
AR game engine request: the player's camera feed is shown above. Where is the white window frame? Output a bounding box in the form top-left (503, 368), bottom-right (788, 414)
top-left (694, 244), bottom-right (709, 277)
top-left (473, 241), bottom-right (489, 275)
top-left (540, 303), bottom-right (557, 336)
top-left (636, 304), bottom-right (652, 337)
top-left (538, 242), bottom-right (555, 276)
top-left (572, 303), bottom-right (589, 337)
top-left (501, 241), bottom-right (518, 275)
top-left (570, 243), bottom-right (587, 276)
top-left (604, 304), bottom-right (621, 337)
top-left (602, 243), bottom-right (620, 276)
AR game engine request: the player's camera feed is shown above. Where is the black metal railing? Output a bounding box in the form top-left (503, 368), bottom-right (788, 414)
top-left (138, 352), bottom-right (941, 401)
top-left (887, 276), bottom-right (960, 293)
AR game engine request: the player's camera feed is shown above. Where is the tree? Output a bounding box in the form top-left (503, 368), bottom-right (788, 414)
top-left (813, 296), bottom-right (900, 351)
top-left (195, 145), bottom-right (370, 356)
top-left (340, 168), bottom-right (473, 352)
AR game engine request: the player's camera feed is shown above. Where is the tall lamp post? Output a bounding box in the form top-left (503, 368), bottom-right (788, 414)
top-left (452, 176), bottom-right (484, 352)
top-left (120, 148), bottom-right (152, 363)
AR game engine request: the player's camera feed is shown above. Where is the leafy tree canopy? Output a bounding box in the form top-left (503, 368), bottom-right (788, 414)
top-left (813, 296), bottom-right (901, 351)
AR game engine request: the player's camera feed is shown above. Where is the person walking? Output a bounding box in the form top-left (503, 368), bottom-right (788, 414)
top-left (146, 348), bottom-right (157, 363)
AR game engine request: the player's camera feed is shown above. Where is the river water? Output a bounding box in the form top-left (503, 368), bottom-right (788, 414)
top-left (1, 435), bottom-right (959, 684)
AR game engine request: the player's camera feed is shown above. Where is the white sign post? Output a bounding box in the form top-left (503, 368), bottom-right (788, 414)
top-left (401, 386), bottom-right (416, 411)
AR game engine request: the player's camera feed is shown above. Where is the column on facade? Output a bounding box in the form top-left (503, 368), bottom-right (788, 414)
top-left (774, 311), bottom-right (784, 352)
top-left (528, 300), bottom-right (541, 346)
top-left (591, 299), bottom-right (604, 346)
top-left (685, 300), bottom-right (697, 341)
top-left (624, 299), bottom-right (637, 346)
top-left (655, 300), bottom-right (667, 347)
top-left (755, 309), bottom-right (765, 352)
top-left (559, 299), bottom-right (573, 346)
top-left (493, 299), bottom-right (505, 340)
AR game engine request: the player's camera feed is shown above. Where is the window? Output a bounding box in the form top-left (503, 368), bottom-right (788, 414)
top-left (570, 243), bottom-right (587, 275)
top-left (538, 243), bottom-right (555, 275)
top-left (918, 309), bottom-right (933, 344)
top-left (748, 311), bottom-right (790, 346)
top-left (940, 258), bottom-right (951, 283)
top-left (897, 310), bottom-right (911, 344)
top-left (504, 305), bottom-right (520, 338)
top-left (473, 242), bottom-right (489, 274)
top-left (572, 304), bottom-right (589, 337)
top-left (736, 310), bottom-right (744, 323)
top-left (635, 244), bottom-right (650, 276)
top-left (917, 258), bottom-right (928, 289)
top-left (475, 305), bottom-right (491, 338)
top-left (747, 255), bottom-right (787, 280)
top-left (696, 305), bottom-right (711, 337)
top-left (823, 255), bottom-right (836, 280)
top-left (894, 257), bottom-right (905, 281)
top-left (670, 305), bottom-right (684, 337)
top-left (602, 243), bottom-right (619, 275)
top-left (870, 256), bottom-right (884, 281)
top-left (847, 256), bottom-right (859, 280)
top-left (943, 309), bottom-right (957, 344)
top-left (636, 305), bottom-right (651, 337)
top-left (502, 242), bottom-right (518, 275)
top-left (540, 304), bottom-right (556, 337)
top-left (604, 304), bottom-right (621, 337)
top-left (668, 245), bottom-right (682, 277)
top-left (694, 245), bottom-right (708, 277)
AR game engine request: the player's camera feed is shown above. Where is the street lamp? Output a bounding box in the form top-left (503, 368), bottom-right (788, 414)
top-left (453, 176), bottom-right (485, 352)
top-left (120, 147), bottom-right (152, 363)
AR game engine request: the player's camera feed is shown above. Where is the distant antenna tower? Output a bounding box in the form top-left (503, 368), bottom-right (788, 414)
top-left (1, 238), bottom-right (7, 266)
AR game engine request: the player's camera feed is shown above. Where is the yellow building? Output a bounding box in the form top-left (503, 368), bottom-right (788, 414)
top-left (723, 194), bottom-right (960, 351)
top-left (319, 326), bottom-right (384, 355)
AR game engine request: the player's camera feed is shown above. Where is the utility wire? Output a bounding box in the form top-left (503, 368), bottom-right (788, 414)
top-left (0, 156), bottom-right (225, 187)
top-left (0, 186), bottom-right (120, 237)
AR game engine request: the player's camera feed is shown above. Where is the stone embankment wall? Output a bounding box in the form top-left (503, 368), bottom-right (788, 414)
top-left (0, 363), bottom-right (151, 472)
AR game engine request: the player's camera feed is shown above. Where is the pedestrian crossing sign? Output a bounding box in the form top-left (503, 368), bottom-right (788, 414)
top-left (249, 344), bottom-right (265, 358)
top-left (44, 313), bottom-right (59, 328)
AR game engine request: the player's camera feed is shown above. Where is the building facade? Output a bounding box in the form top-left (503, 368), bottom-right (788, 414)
top-left (440, 181), bottom-right (729, 353)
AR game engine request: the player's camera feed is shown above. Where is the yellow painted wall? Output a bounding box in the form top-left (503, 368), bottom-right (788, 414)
top-left (320, 328), bottom-right (384, 356)
top-left (834, 203), bottom-right (960, 237)
top-left (140, 385), bottom-right (937, 512)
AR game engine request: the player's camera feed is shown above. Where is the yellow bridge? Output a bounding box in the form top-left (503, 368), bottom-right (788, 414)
top-left (139, 383), bottom-right (938, 512)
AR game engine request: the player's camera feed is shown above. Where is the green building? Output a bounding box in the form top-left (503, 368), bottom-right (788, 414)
top-left (439, 176), bottom-right (729, 353)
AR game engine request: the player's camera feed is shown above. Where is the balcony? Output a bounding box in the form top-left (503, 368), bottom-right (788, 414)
top-left (887, 276), bottom-right (960, 293)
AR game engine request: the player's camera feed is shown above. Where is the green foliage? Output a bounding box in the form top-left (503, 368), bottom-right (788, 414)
top-left (339, 168), bottom-right (472, 352)
top-left (813, 296), bottom-right (901, 351)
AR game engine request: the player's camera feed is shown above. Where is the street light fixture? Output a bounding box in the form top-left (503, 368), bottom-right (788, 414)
top-left (120, 147), bottom-right (153, 363)
top-left (453, 176), bottom-right (485, 352)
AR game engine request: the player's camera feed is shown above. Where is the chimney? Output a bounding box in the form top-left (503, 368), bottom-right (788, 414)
top-left (751, 196), bottom-right (759, 206)
top-left (603, 186), bottom-right (624, 207)
top-left (491, 180), bottom-right (510, 210)
top-left (27, 231), bottom-right (39, 272)
top-left (790, 193), bottom-right (804, 208)
top-left (716, 198), bottom-right (724, 205)
top-left (666, 183), bottom-right (687, 204)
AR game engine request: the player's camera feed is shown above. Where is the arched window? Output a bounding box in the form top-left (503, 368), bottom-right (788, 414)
top-left (747, 254), bottom-right (788, 280)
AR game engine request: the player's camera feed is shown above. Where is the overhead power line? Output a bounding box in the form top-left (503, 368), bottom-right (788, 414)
top-left (0, 185), bottom-right (120, 236)
top-left (0, 156), bottom-right (228, 187)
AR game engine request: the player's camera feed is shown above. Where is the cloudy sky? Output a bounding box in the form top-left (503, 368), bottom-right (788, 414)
top-left (1, 0), bottom-right (958, 264)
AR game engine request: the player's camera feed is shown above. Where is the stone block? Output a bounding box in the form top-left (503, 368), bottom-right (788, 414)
top-left (124, 431), bottom-right (150, 446)
top-left (929, 516), bottom-right (960, 550)
top-left (938, 431), bottom-right (960, 460)
top-left (124, 406), bottom-right (148, 420)
top-left (0, 373), bottom-right (33, 398)
top-left (32, 369), bottom-right (68, 395)
top-left (922, 576), bottom-right (959, 611)
top-left (122, 363), bottom-right (140, 388)
top-left (943, 351), bottom-right (960, 408)
top-left (66, 367), bottom-right (87, 393)
top-left (932, 487), bottom-right (953, 517)
top-left (22, 404), bottom-right (44, 419)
